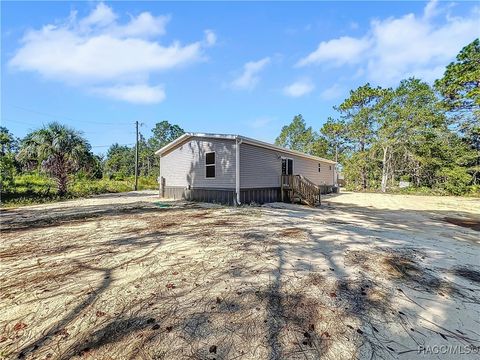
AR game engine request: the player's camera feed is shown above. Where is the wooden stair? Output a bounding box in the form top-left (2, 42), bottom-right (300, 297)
top-left (281, 174), bottom-right (321, 207)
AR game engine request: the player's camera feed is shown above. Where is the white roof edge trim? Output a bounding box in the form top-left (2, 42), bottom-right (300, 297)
top-left (155, 132), bottom-right (336, 164)
top-left (154, 133), bottom-right (237, 155)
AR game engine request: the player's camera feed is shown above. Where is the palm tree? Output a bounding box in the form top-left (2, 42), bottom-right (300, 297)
top-left (17, 122), bottom-right (94, 195)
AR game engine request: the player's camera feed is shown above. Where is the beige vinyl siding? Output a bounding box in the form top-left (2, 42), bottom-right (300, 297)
top-left (240, 143), bottom-right (334, 188)
top-left (239, 143), bottom-right (281, 188)
top-left (160, 137), bottom-right (236, 188)
top-left (294, 157), bottom-right (335, 185)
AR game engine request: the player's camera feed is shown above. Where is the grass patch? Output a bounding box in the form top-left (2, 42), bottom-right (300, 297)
top-left (344, 185), bottom-right (480, 197)
top-left (1, 174), bottom-right (158, 207)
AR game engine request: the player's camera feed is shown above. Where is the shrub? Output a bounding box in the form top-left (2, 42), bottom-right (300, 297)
top-left (437, 166), bottom-right (472, 196)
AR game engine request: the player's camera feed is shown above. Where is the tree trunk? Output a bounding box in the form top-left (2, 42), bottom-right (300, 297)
top-left (56, 172), bottom-right (68, 196)
top-left (360, 140), bottom-right (367, 190)
top-left (51, 157), bottom-right (69, 195)
top-left (381, 146), bottom-right (388, 193)
top-left (389, 153), bottom-right (395, 186)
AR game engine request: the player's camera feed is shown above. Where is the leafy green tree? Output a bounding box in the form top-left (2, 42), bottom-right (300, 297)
top-left (104, 144), bottom-right (135, 179)
top-left (371, 87), bottom-right (397, 192)
top-left (272, 42), bottom-right (478, 195)
top-left (319, 117), bottom-right (347, 162)
top-left (435, 38), bottom-right (480, 184)
top-left (17, 122), bottom-right (95, 195)
top-left (432, 131), bottom-right (476, 194)
top-left (435, 39), bottom-right (479, 116)
top-left (149, 121), bottom-right (185, 151)
top-left (275, 114), bottom-right (326, 157)
top-left (0, 127), bottom-right (19, 191)
top-left (310, 138), bottom-right (329, 158)
top-left (0, 127), bottom-right (17, 153)
top-left (374, 79), bottom-right (446, 191)
top-left (89, 154), bottom-right (104, 179)
top-left (342, 151), bottom-right (380, 191)
top-left (337, 84), bottom-right (383, 189)
top-left (399, 79), bottom-right (449, 185)
top-left (138, 133), bottom-right (156, 176)
top-left (103, 121), bottom-right (184, 179)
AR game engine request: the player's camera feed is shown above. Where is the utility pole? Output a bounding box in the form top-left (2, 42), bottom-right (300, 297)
top-left (134, 120), bottom-right (139, 191)
top-left (334, 141), bottom-right (338, 187)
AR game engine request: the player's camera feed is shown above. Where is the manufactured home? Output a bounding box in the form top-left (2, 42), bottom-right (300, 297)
top-left (156, 133), bottom-right (337, 205)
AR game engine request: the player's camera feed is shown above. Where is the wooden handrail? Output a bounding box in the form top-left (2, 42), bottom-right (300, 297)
top-left (297, 174), bottom-right (320, 191)
top-left (281, 174), bottom-right (321, 206)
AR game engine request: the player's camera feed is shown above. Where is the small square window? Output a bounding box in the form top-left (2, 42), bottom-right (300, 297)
top-left (205, 152), bottom-right (215, 178)
top-left (206, 165), bottom-right (215, 178)
top-left (329, 165), bottom-right (332, 170)
top-left (318, 163), bottom-right (321, 172)
top-left (206, 152), bottom-right (215, 165)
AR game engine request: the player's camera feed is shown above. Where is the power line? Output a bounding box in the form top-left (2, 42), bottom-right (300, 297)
top-left (1, 118), bottom-right (40, 126)
top-left (2, 118), bottom-right (125, 135)
top-left (134, 121), bottom-right (139, 190)
top-left (6, 104), bottom-right (132, 126)
top-left (3, 116), bottom-right (137, 151)
top-left (91, 143), bottom-right (134, 148)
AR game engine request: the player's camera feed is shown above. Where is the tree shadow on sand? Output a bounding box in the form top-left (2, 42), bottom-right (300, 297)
top-left (7, 198), bottom-right (480, 359)
top-left (16, 243), bottom-right (161, 359)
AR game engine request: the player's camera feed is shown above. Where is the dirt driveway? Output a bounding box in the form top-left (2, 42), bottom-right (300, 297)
top-left (1, 191), bottom-right (479, 359)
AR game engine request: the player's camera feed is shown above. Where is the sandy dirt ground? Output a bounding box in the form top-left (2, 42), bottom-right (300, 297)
top-left (1, 191), bottom-right (479, 359)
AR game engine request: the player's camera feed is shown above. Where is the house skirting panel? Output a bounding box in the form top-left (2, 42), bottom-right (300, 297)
top-left (239, 188), bottom-right (281, 204)
top-left (161, 186), bottom-right (236, 204)
top-left (319, 185), bottom-right (338, 194)
top-left (161, 186), bottom-right (281, 205)
top-left (160, 185), bottom-right (337, 205)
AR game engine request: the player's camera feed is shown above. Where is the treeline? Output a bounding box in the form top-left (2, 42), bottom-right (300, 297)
top-left (0, 120), bottom-right (184, 198)
top-left (275, 39), bottom-right (479, 196)
top-left (1, 39), bottom-right (478, 201)
top-left (103, 122), bottom-right (184, 179)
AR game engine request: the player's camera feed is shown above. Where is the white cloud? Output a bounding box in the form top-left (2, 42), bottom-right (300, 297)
top-left (204, 29), bottom-right (217, 46)
top-left (231, 57), bottom-right (270, 90)
top-left (116, 13), bottom-right (170, 37)
top-left (9, 3), bottom-right (214, 104)
top-left (283, 79), bottom-right (315, 97)
top-left (11, 30), bottom-right (203, 82)
top-left (92, 84), bottom-right (166, 104)
top-left (423, 0), bottom-right (439, 20)
top-left (320, 83), bottom-right (344, 101)
top-left (296, 1), bottom-right (479, 85)
top-left (80, 3), bottom-right (117, 29)
top-left (296, 36), bottom-right (370, 67)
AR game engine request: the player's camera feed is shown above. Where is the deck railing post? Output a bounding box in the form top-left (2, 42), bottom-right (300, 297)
top-left (281, 175), bottom-right (284, 202)
top-left (291, 175), bottom-right (294, 203)
top-left (161, 177), bottom-right (165, 198)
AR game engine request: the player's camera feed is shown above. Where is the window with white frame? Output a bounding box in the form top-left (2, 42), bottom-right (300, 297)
top-left (205, 152), bottom-right (215, 178)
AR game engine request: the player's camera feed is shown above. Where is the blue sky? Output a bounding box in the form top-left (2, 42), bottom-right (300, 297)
top-left (2, 1), bottom-right (479, 154)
